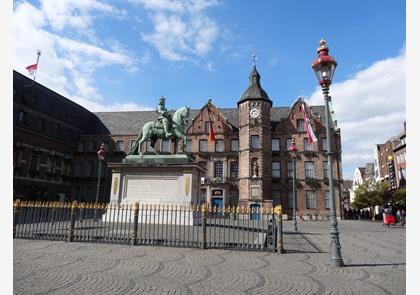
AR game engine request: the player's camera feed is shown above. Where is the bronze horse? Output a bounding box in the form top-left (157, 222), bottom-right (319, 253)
top-left (128, 106), bottom-right (190, 156)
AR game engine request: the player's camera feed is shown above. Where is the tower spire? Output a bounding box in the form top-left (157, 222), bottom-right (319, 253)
top-left (251, 52), bottom-right (257, 67)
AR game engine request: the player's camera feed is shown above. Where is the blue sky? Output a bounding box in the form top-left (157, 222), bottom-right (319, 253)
top-left (12, 0), bottom-right (406, 179)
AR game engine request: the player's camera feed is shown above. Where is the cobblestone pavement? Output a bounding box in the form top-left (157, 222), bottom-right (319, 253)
top-left (14, 220), bottom-right (405, 295)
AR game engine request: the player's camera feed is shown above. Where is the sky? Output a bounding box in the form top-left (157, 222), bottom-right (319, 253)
top-left (11, 0), bottom-right (406, 180)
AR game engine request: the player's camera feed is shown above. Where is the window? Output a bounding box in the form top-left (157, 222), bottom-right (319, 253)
top-left (251, 135), bottom-right (260, 149)
top-left (305, 161), bottom-right (315, 178)
top-left (161, 140), bottom-right (170, 153)
top-left (215, 139), bottom-right (224, 152)
top-left (287, 161), bottom-right (293, 178)
top-left (205, 121), bottom-right (210, 134)
top-left (75, 162), bottom-right (84, 177)
top-left (230, 139), bottom-right (239, 152)
top-left (18, 111), bottom-right (27, 124)
top-left (288, 190), bottom-right (294, 209)
top-left (54, 124), bottom-right (61, 137)
top-left (322, 137), bottom-right (328, 151)
top-left (272, 162), bottom-right (281, 178)
top-left (304, 138), bottom-right (315, 151)
top-left (325, 191), bottom-right (330, 209)
top-left (85, 162), bottom-right (94, 177)
top-left (230, 161), bottom-right (239, 178)
top-left (88, 141), bottom-right (97, 152)
top-left (184, 139), bottom-right (192, 152)
top-left (214, 161), bottom-right (224, 178)
top-left (199, 139), bottom-right (208, 152)
top-left (146, 140), bottom-right (154, 152)
top-left (297, 119), bottom-right (306, 132)
top-left (77, 142), bottom-right (85, 152)
top-left (272, 190), bottom-right (281, 205)
top-left (323, 161), bottom-right (329, 178)
top-left (62, 161), bottom-right (70, 176)
top-left (272, 138), bottom-right (280, 151)
top-left (306, 190), bottom-right (316, 209)
top-left (38, 117), bottom-right (45, 132)
top-left (115, 140), bottom-right (124, 152)
top-left (286, 138), bottom-right (292, 150)
top-left (30, 155), bottom-right (39, 171)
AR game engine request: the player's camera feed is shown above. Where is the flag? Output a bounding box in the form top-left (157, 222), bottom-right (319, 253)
top-left (208, 120), bottom-right (215, 142)
top-left (97, 143), bottom-right (106, 160)
top-left (25, 64), bottom-right (38, 76)
top-left (301, 102), bottom-right (318, 144)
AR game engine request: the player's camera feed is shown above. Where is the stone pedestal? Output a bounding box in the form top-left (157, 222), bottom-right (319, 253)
top-left (105, 154), bottom-right (203, 225)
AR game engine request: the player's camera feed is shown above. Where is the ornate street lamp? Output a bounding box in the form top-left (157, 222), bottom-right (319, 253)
top-left (311, 38), bottom-right (344, 267)
top-left (288, 137), bottom-right (298, 231)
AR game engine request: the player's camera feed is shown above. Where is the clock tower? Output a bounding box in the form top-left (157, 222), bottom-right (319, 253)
top-left (237, 64), bottom-right (273, 209)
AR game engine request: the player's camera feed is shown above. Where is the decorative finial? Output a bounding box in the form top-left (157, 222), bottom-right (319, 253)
top-left (37, 49), bottom-right (41, 56)
top-left (208, 97), bottom-right (212, 104)
top-left (251, 52), bottom-right (257, 66)
top-left (317, 38), bottom-right (328, 53)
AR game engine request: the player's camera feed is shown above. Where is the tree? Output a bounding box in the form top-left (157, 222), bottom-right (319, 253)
top-left (394, 188), bottom-right (406, 209)
top-left (352, 181), bottom-right (389, 221)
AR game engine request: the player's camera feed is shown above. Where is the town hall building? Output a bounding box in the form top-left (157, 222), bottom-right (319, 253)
top-left (13, 65), bottom-right (344, 220)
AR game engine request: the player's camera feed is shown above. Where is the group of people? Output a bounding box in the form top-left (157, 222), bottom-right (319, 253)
top-left (343, 208), bottom-right (373, 220)
top-left (343, 207), bottom-right (406, 224)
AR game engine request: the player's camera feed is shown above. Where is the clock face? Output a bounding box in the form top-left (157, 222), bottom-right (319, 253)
top-left (250, 108), bottom-right (260, 118)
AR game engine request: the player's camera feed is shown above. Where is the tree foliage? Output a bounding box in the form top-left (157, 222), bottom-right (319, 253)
top-left (352, 181), bottom-right (388, 209)
top-left (394, 188), bottom-right (406, 208)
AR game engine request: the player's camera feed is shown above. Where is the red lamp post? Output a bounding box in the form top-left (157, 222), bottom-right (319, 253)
top-left (288, 137), bottom-right (298, 231)
top-left (311, 38), bottom-right (344, 267)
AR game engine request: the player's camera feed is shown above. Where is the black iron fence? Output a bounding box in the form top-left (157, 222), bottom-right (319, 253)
top-left (13, 200), bottom-right (284, 253)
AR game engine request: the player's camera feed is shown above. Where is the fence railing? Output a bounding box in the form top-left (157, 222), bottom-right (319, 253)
top-left (13, 200), bottom-right (284, 253)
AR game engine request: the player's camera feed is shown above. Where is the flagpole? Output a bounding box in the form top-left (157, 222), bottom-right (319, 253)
top-left (32, 50), bottom-right (41, 85)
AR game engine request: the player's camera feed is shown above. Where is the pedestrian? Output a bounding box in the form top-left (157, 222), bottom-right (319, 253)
top-left (396, 210), bottom-right (401, 223)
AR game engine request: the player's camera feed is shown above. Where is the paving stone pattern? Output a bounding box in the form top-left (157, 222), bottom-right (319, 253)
top-left (14, 220), bottom-right (405, 295)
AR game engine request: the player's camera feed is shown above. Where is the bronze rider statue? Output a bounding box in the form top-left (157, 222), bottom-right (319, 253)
top-left (156, 97), bottom-right (172, 138)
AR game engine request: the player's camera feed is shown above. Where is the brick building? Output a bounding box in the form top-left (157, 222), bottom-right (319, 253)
top-left (14, 66), bottom-right (344, 219)
top-left (13, 70), bottom-right (104, 201)
top-left (373, 122), bottom-right (406, 189)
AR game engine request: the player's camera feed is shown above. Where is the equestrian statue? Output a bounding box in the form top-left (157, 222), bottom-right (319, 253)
top-left (128, 97), bottom-right (190, 156)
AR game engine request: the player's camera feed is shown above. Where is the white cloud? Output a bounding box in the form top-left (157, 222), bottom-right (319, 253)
top-left (13, 1), bottom-right (149, 112)
top-left (136, 0), bottom-right (219, 61)
top-left (306, 50), bottom-right (406, 179)
top-left (40, 0), bottom-right (125, 31)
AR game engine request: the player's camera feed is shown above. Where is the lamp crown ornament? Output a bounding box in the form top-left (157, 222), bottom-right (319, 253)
top-left (312, 38), bottom-right (337, 86)
top-left (317, 38), bottom-right (329, 53)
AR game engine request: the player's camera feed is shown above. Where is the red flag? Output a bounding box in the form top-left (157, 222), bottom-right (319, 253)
top-left (301, 102), bottom-right (318, 144)
top-left (209, 120), bottom-right (215, 142)
top-left (25, 64), bottom-right (37, 76)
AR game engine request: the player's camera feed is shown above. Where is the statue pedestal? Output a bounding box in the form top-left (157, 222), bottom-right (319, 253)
top-left (105, 155), bottom-right (203, 225)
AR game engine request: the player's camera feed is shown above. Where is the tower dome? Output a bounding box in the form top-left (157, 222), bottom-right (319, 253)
top-left (237, 65), bottom-right (272, 106)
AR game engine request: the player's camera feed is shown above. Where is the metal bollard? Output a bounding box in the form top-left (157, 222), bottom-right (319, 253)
top-left (67, 201), bottom-right (77, 242)
top-left (13, 199), bottom-right (21, 239)
top-left (200, 204), bottom-right (208, 249)
top-left (274, 205), bottom-right (284, 254)
top-left (131, 202), bottom-right (139, 246)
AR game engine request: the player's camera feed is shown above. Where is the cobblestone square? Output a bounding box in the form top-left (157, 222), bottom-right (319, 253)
top-left (14, 220), bottom-right (405, 295)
